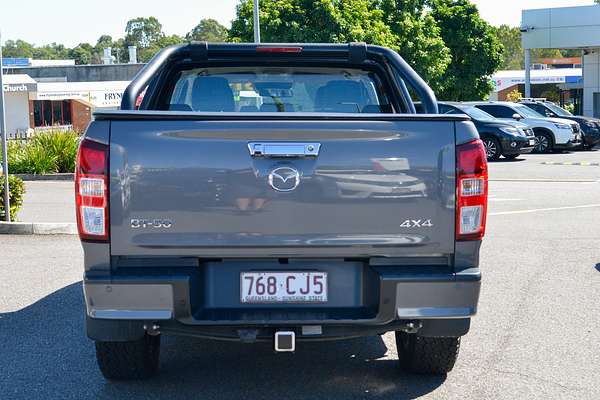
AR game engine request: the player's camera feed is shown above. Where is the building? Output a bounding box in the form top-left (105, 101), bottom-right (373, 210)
top-left (2, 74), bottom-right (37, 137)
top-left (2, 58), bottom-right (75, 68)
top-left (1, 61), bottom-right (143, 137)
top-left (489, 67), bottom-right (582, 112)
top-left (521, 4), bottom-right (600, 117)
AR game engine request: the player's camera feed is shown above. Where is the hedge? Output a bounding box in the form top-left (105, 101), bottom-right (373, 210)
top-left (6, 130), bottom-right (80, 174)
top-left (0, 175), bottom-right (25, 221)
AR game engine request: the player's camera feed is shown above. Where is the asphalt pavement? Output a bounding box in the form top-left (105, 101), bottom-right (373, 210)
top-left (1, 149), bottom-right (599, 399)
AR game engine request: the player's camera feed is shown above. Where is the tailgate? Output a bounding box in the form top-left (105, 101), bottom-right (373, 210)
top-left (109, 118), bottom-right (457, 258)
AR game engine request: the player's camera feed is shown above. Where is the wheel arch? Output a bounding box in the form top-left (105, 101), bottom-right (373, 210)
top-left (532, 127), bottom-right (556, 144)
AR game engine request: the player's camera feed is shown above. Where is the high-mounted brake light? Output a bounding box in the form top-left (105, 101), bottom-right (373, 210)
top-left (256, 46), bottom-right (303, 53)
top-left (75, 139), bottom-right (109, 241)
top-left (456, 140), bottom-right (488, 241)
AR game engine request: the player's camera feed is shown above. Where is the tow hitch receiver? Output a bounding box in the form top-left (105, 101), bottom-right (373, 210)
top-left (274, 331), bottom-right (295, 352)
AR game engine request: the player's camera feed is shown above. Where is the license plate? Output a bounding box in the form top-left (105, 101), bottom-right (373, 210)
top-left (240, 272), bottom-right (328, 303)
top-left (529, 139), bottom-right (536, 145)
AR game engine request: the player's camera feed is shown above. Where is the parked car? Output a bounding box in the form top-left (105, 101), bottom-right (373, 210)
top-left (77, 43), bottom-right (487, 379)
top-left (438, 102), bottom-right (535, 160)
top-left (517, 98), bottom-right (600, 150)
top-left (467, 101), bottom-right (582, 153)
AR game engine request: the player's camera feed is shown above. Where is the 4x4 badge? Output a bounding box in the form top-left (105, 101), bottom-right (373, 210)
top-left (400, 219), bottom-right (433, 228)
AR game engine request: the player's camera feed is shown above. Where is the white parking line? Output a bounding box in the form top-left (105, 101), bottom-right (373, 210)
top-left (490, 179), bottom-right (597, 183)
top-left (488, 198), bottom-right (522, 202)
top-left (489, 204), bottom-right (600, 216)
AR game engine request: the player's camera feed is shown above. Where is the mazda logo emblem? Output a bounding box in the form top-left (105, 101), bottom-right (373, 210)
top-left (268, 167), bottom-right (300, 192)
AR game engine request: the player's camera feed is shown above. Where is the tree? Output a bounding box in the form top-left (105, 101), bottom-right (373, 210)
top-left (378, 0), bottom-right (451, 88)
top-left (96, 35), bottom-right (114, 50)
top-left (125, 17), bottom-right (164, 48)
top-left (494, 25), bottom-right (523, 70)
top-left (140, 34), bottom-right (185, 62)
top-left (229, 0), bottom-right (396, 46)
top-left (493, 25), bottom-right (578, 70)
top-left (187, 19), bottom-right (229, 42)
top-left (430, 0), bottom-right (503, 100)
top-left (70, 43), bottom-right (94, 65)
top-left (32, 43), bottom-right (70, 60)
top-left (1, 39), bottom-right (34, 58)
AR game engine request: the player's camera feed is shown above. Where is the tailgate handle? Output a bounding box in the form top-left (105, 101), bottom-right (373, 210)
top-left (248, 142), bottom-right (321, 157)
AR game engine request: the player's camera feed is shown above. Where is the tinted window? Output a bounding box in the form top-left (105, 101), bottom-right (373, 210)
top-left (475, 105), bottom-right (516, 119)
top-left (168, 67), bottom-right (392, 113)
top-left (528, 103), bottom-right (553, 117)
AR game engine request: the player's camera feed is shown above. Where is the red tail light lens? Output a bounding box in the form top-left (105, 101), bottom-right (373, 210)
top-left (75, 139), bottom-right (109, 242)
top-left (456, 140), bottom-right (488, 241)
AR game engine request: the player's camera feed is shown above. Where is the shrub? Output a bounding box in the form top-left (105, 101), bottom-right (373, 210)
top-left (0, 175), bottom-right (26, 221)
top-left (19, 143), bottom-right (59, 174)
top-left (505, 89), bottom-right (523, 102)
top-left (6, 141), bottom-right (26, 172)
top-left (3, 130), bottom-right (80, 174)
top-left (30, 130), bottom-right (79, 173)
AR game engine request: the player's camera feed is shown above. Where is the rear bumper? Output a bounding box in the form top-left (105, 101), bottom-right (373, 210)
top-left (84, 267), bottom-right (480, 339)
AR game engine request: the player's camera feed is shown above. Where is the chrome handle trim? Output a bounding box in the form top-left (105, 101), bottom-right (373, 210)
top-left (248, 142), bottom-right (321, 157)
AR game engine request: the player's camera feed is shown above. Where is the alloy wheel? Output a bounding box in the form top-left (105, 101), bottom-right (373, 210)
top-left (535, 135), bottom-right (549, 153)
top-left (483, 139), bottom-right (498, 159)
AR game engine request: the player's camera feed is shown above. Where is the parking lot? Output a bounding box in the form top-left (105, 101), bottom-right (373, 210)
top-left (1, 149), bottom-right (599, 399)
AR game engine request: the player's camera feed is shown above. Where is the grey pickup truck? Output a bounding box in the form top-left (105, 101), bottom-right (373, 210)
top-left (76, 43), bottom-right (487, 380)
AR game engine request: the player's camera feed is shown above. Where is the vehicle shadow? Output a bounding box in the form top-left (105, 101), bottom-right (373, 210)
top-left (0, 283), bottom-right (446, 400)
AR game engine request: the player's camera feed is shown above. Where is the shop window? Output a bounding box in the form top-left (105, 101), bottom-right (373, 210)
top-left (33, 101), bottom-right (43, 126)
top-left (42, 100), bottom-right (52, 126)
top-left (62, 100), bottom-right (71, 123)
top-left (32, 100), bottom-right (72, 127)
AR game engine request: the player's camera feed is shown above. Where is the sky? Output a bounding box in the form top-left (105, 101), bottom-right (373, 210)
top-left (0, 0), bottom-right (596, 48)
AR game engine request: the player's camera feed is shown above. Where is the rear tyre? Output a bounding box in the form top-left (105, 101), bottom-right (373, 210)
top-left (534, 132), bottom-right (553, 153)
top-left (395, 331), bottom-right (460, 375)
top-left (482, 137), bottom-right (501, 161)
top-left (504, 154), bottom-right (520, 160)
top-left (95, 334), bottom-right (160, 380)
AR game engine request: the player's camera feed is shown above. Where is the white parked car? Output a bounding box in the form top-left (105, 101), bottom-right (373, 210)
top-left (467, 101), bottom-right (582, 153)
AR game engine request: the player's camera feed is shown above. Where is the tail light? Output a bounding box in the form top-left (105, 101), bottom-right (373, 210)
top-left (75, 139), bottom-right (109, 242)
top-left (256, 46), bottom-right (303, 53)
top-left (456, 140), bottom-right (488, 241)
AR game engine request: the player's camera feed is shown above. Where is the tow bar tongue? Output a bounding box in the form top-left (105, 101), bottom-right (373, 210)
top-left (274, 331), bottom-right (296, 352)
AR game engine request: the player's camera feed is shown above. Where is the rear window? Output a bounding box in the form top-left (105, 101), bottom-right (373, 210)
top-left (168, 67), bottom-right (393, 113)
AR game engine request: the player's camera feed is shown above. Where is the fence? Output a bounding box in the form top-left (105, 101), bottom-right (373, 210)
top-left (7, 125), bottom-right (74, 143)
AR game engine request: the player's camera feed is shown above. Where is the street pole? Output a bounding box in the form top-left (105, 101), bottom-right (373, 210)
top-left (524, 48), bottom-right (531, 98)
top-left (0, 31), bottom-right (11, 222)
top-left (253, 0), bottom-right (261, 43)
